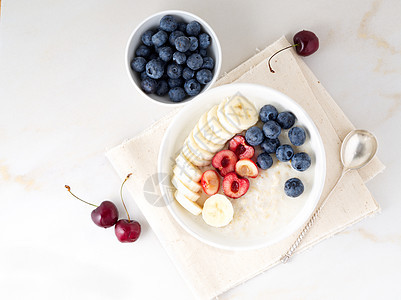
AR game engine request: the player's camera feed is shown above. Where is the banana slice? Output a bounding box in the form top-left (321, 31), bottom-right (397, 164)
top-left (182, 144), bottom-right (211, 167)
top-left (207, 105), bottom-right (234, 141)
top-left (224, 94), bottom-right (258, 130)
top-left (175, 153), bottom-right (202, 182)
top-left (217, 98), bottom-right (241, 134)
top-left (171, 174), bottom-right (200, 202)
top-left (202, 194), bottom-right (234, 227)
top-left (192, 124), bottom-right (224, 153)
top-left (198, 112), bottom-right (227, 145)
top-left (173, 165), bottom-right (202, 193)
top-left (186, 133), bottom-right (215, 160)
top-left (174, 190), bottom-right (202, 216)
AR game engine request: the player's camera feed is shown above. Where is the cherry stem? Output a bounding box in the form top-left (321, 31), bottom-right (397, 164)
top-left (267, 44), bottom-right (299, 73)
top-left (120, 173), bottom-right (133, 222)
top-left (65, 185), bottom-right (98, 207)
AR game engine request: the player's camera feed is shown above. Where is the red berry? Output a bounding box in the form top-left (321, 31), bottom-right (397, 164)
top-left (235, 159), bottom-right (259, 178)
top-left (228, 135), bottom-right (255, 160)
top-left (212, 150), bottom-right (238, 176)
top-left (91, 201), bottom-right (119, 228)
top-left (222, 172), bottom-right (249, 199)
top-left (115, 219), bottom-right (141, 243)
top-left (201, 170), bottom-right (220, 195)
top-left (293, 30), bottom-right (319, 56)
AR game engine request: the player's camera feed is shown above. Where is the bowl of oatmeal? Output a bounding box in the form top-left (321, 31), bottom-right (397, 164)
top-left (158, 83), bottom-right (326, 250)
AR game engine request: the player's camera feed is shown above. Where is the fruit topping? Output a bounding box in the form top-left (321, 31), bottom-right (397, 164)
top-left (288, 127), bottom-right (306, 146)
top-left (291, 152), bottom-right (311, 171)
top-left (222, 172), bottom-right (250, 199)
top-left (235, 159), bottom-right (259, 178)
top-left (276, 144), bottom-right (294, 162)
top-left (212, 150), bottom-right (238, 176)
top-left (202, 194), bottom-right (234, 227)
top-left (260, 138), bottom-right (280, 154)
top-left (228, 135), bottom-right (255, 160)
top-left (259, 104), bottom-right (278, 122)
top-left (262, 120), bottom-right (281, 139)
top-left (245, 126), bottom-right (264, 146)
top-left (284, 178), bottom-right (304, 197)
top-left (257, 152), bottom-right (273, 170)
top-left (201, 170), bottom-right (220, 195)
top-left (276, 111), bottom-right (296, 129)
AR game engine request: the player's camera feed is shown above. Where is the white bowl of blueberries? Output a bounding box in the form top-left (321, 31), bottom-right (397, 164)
top-left (126, 10), bottom-right (222, 105)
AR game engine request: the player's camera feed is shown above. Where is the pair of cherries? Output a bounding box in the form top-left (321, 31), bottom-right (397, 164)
top-left (65, 173), bottom-right (141, 243)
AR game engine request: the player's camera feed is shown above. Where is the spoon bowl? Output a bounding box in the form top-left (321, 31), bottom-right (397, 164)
top-left (340, 130), bottom-right (378, 170)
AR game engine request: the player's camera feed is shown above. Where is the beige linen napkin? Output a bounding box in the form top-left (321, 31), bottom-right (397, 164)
top-left (106, 37), bottom-right (384, 300)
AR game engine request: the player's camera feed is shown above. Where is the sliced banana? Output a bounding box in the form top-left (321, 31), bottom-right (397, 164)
top-left (224, 94), bottom-right (258, 130)
top-left (182, 144), bottom-right (211, 167)
top-left (175, 153), bottom-right (202, 182)
top-left (197, 112), bottom-right (227, 145)
top-left (192, 124), bottom-right (224, 153)
top-left (173, 165), bottom-right (202, 193)
top-left (171, 174), bottom-right (200, 202)
top-left (202, 194), bottom-right (234, 227)
top-left (207, 105), bottom-right (234, 141)
top-left (186, 133), bottom-right (215, 160)
top-left (217, 98), bottom-right (241, 134)
top-left (174, 190), bottom-right (202, 216)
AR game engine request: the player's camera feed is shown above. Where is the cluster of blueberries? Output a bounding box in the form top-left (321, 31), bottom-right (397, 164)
top-left (244, 104), bottom-right (311, 197)
top-left (130, 15), bottom-right (215, 102)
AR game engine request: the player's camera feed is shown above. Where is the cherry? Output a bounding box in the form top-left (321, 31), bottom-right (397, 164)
top-left (268, 30), bottom-right (319, 73)
top-left (65, 185), bottom-right (118, 228)
top-left (114, 173), bottom-right (141, 243)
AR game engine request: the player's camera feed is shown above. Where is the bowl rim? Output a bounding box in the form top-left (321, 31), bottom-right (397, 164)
top-left (125, 10), bottom-right (222, 106)
top-left (157, 83), bottom-right (327, 251)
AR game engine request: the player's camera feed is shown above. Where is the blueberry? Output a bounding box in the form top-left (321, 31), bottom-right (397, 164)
top-left (186, 21), bottom-right (201, 36)
top-left (166, 63), bottom-right (183, 79)
top-left (141, 30), bottom-right (154, 46)
top-left (196, 69), bottom-right (213, 84)
top-left (140, 71), bottom-right (147, 80)
top-left (245, 126), bottom-right (264, 146)
top-left (145, 59), bottom-right (164, 79)
top-left (188, 36), bottom-right (199, 51)
top-left (151, 30), bottom-right (168, 47)
top-left (277, 111), bottom-right (296, 129)
top-left (169, 30), bottom-right (184, 46)
top-left (156, 80), bottom-right (169, 96)
top-left (261, 138), bottom-right (280, 154)
top-left (259, 104), bottom-right (278, 122)
top-left (199, 48), bottom-right (207, 57)
top-left (263, 120), bottom-right (281, 139)
top-left (168, 78), bottom-right (183, 88)
top-left (199, 33), bottom-right (211, 49)
top-left (159, 15), bottom-right (178, 32)
top-left (175, 36), bottom-right (191, 52)
top-left (187, 54), bottom-right (203, 71)
top-left (135, 45), bottom-right (151, 58)
top-left (257, 152), bottom-right (273, 170)
top-left (182, 67), bottom-right (195, 80)
top-left (184, 79), bottom-right (201, 96)
top-left (284, 178), bottom-right (304, 198)
top-left (288, 127), bottom-right (306, 146)
top-left (201, 56), bottom-right (214, 70)
top-left (169, 87), bottom-right (186, 102)
top-left (131, 57), bottom-right (147, 72)
top-left (141, 77), bottom-right (157, 94)
top-left (158, 46), bottom-right (173, 62)
top-left (149, 52), bottom-right (158, 60)
top-left (173, 51), bottom-right (186, 65)
top-left (177, 22), bottom-right (187, 32)
top-left (276, 144), bottom-right (294, 162)
top-left (291, 152), bottom-right (311, 172)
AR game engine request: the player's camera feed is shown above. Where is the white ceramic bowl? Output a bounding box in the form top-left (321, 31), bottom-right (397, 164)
top-left (158, 83), bottom-right (326, 250)
top-left (125, 10), bottom-right (222, 106)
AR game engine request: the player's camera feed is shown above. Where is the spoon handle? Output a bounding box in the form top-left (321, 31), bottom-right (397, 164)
top-left (280, 168), bottom-right (349, 263)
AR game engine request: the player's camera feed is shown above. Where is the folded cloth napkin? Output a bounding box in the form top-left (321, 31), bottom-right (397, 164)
top-left (106, 36), bottom-right (385, 300)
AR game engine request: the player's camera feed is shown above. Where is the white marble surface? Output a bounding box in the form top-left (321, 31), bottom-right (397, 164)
top-left (0, 0), bottom-right (400, 299)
